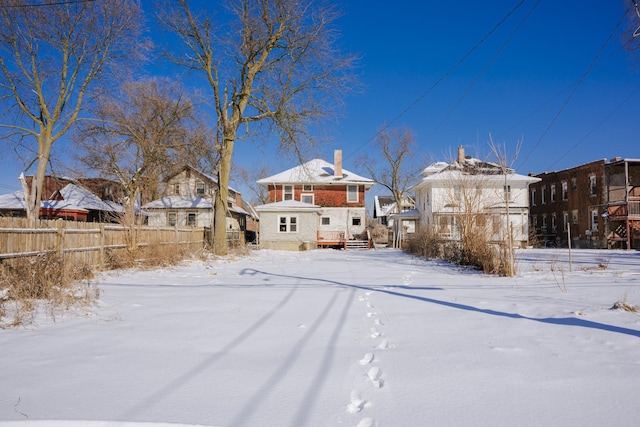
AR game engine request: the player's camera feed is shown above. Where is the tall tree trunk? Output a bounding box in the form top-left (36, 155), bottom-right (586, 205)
top-left (213, 134), bottom-right (235, 255)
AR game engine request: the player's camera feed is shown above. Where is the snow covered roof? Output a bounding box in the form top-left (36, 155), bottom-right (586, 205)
top-left (0, 185), bottom-right (122, 213)
top-left (57, 184), bottom-right (124, 213)
top-left (143, 195), bottom-right (212, 209)
top-left (256, 159), bottom-right (374, 187)
top-left (391, 208), bottom-right (420, 219)
top-left (254, 200), bottom-right (321, 212)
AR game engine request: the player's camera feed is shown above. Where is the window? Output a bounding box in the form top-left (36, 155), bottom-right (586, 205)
top-left (542, 214), bottom-right (548, 231)
top-left (347, 185), bottom-right (358, 202)
top-left (551, 213), bottom-right (557, 232)
top-left (591, 209), bottom-right (599, 232)
top-left (571, 177), bottom-right (577, 190)
top-left (278, 215), bottom-right (297, 233)
top-left (352, 217), bottom-right (361, 226)
top-left (561, 181), bottom-right (568, 200)
top-left (283, 185), bottom-right (294, 201)
top-left (590, 175), bottom-right (597, 196)
top-left (168, 211), bottom-right (177, 226)
top-left (541, 186), bottom-right (546, 204)
top-left (174, 184), bottom-right (180, 195)
top-left (303, 184), bottom-right (313, 191)
top-left (550, 184), bottom-right (556, 202)
top-left (301, 194), bottom-right (314, 204)
top-left (196, 182), bottom-right (205, 196)
top-left (531, 189), bottom-right (536, 206)
top-left (532, 215), bottom-right (538, 227)
top-left (187, 212), bottom-right (197, 227)
top-left (572, 209), bottom-right (578, 225)
top-left (492, 215), bottom-right (500, 234)
top-left (321, 217), bottom-right (330, 226)
top-left (503, 185), bottom-right (512, 201)
top-left (563, 212), bottom-right (569, 231)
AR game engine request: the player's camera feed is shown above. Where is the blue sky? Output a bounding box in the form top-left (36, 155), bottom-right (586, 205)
top-left (1, 0), bottom-right (638, 199)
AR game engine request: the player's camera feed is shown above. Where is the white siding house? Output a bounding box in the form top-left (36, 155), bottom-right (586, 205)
top-left (411, 147), bottom-right (540, 248)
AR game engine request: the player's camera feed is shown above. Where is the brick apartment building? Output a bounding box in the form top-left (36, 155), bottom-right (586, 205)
top-left (529, 158), bottom-right (640, 249)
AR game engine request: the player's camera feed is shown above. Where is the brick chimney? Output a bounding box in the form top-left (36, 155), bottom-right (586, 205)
top-left (457, 146), bottom-right (465, 164)
top-left (334, 149), bottom-right (343, 177)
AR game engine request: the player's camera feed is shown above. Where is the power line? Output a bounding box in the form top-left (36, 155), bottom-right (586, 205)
top-left (0, 0), bottom-right (97, 8)
top-left (517, 9), bottom-right (628, 169)
top-left (430, 0), bottom-right (541, 139)
top-left (344, 0), bottom-right (527, 160)
top-left (544, 85), bottom-right (640, 171)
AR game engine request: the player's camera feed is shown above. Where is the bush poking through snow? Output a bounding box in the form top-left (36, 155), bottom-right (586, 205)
top-left (611, 298), bottom-right (639, 313)
top-left (0, 253), bottom-right (98, 328)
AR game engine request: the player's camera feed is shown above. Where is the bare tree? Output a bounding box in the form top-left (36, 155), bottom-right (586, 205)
top-left (357, 127), bottom-right (421, 247)
top-left (74, 78), bottom-right (213, 223)
top-left (237, 163), bottom-right (273, 206)
top-left (160, 0), bottom-right (356, 255)
top-left (0, 0), bottom-right (145, 223)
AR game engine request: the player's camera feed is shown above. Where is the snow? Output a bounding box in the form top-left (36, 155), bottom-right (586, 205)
top-left (1, 248), bottom-right (639, 427)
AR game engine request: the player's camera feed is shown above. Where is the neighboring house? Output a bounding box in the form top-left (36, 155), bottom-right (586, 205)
top-left (373, 194), bottom-right (416, 246)
top-left (255, 150), bottom-right (375, 250)
top-left (410, 147), bottom-right (540, 248)
top-left (530, 157), bottom-right (640, 249)
top-left (0, 176), bottom-right (126, 222)
top-left (143, 165), bottom-right (252, 233)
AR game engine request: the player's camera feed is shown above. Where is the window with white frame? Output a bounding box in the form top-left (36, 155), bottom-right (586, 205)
top-left (196, 182), bottom-right (205, 196)
top-left (531, 189), bottom-right (537, 206)
top-left (503, 185), bottom-right (512, 201)
top-left (303, 184), bottom-right (313, 191)
top-left (550, 184), bottom-right (556, 202)
top-left (542, 214), bottom-right (547, 231)
top-left (563, 212), bottom-right (569, 231)
top-left (321, 217), bottom-right (330, 226)
top-left (278, 215), bottom-right (297, 232)
top-left (551, 213), bottom-right (557, 232)
top-left (532, 215), bottom-right (538, 228)
top-left (589, 175), bottom-right (597, 196)
top-left (541, 185), bottom-right (546, 204)
top-left (347, 185), bottom-right (358, 203)
top-left (561, 181), bottom-right (568, 200)
top-left (167, 211), bottom-right (177, 226)
top-left (591, 209), bottom-right (598, 232)
top-left (283, 185), bottom-right (294, 201)
top-left (187, 212), bottom-right (197, 226)
top-left (572, 209), bottom-right (578, 224)
top-left (301, 194), bottom-right (314, 204)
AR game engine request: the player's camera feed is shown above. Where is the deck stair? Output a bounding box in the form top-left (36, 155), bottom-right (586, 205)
top-left (346, 239), bottom-right (370, 250)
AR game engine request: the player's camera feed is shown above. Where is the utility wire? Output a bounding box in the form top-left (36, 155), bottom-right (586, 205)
top-left (544, 85), bottom-right (640, 171)
top-left (517, 9), bottom-right (628, 169)
top-left (344, 0), bottom-right (527, 160)
top-left (430, 0), bottom-right (541, 139)
top-left (0, 0), bottom-right (97, 8)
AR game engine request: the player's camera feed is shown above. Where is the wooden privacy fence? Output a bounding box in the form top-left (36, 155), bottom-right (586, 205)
top-left (0, 218), bottom-right (205, 268)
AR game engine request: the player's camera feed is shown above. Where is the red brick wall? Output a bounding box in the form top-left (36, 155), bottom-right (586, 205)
top-left (267, 184), bottom-right (366, 207)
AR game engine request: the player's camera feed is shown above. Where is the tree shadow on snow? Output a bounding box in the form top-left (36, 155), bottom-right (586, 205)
top-left (239, 268), bottom-right (640, 339)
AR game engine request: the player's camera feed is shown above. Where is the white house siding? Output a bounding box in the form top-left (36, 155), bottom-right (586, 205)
top-left (258, 209), bottom-right (319, 251)
top-left (318, 207), bottom-right (366, 239)
top-left (146, 209), bottom-right (213, 228)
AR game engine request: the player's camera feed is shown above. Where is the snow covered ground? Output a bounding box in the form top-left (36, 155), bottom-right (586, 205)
top-left (1, 248), bottom-right (639, 427)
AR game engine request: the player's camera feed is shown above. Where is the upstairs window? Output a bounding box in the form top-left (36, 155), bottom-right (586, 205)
top-left (590, 175), bottom-right (597, 196)
top-left (283, 185), bottom-right (294, 201)
top-left (174, 184), bottom-right (180, 195)
top-left (550, 184), bottom-right (556, 202)
top-left (196, 182), bottom-right (205, 196)
top-left (301, 194), bottom-right (314, 204)
top-left (541, 186), bottom-right (546, 204)
top-left (531, 189), bottom-right (536, 206)
top-left (561, 181), bottom-right (568, 200)
top-left (347, 185), bottom-right (358, 203)
top-left (303, 184), bottom-right (313, 191)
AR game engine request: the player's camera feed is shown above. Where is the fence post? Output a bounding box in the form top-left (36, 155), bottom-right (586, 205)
top-left (99, 223), bottom-right (105, 269)
top-left (56, 219), bottom-right (65, 257)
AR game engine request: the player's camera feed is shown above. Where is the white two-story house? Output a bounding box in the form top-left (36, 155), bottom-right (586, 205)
top-left (410, 147), bottom-right (540, 248)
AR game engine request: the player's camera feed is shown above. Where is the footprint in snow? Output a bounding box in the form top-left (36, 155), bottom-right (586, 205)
top-left (373, 318), bottom-right (384, 326)
top-left (356, 418), bottom-right (377, 427)
top-left (367, 367), bottom-right (383, 388)
top-left (359, 352), bottom-right (374, 365)
top-left (366, 301), bottom-right (374, 309)
top-left (378, 339), bottom-right (389, 350)
top-left (369, 328), bottom-right (381, 338)
top-left (366, 312), bottom-right (376, 318)
top-left (346, 390), bottom-right (366, 414)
